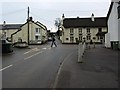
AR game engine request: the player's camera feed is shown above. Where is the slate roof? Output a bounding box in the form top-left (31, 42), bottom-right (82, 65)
top-left (0, 24), bottom-right (22, 30)
top-left (63, 17), bottom-right (107, 28)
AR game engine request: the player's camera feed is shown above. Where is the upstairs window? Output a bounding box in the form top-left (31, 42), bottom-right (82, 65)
top-left (78, 28), bottom-right (82, 33)
top-left (86, 28), bottom-right (90, 33)
top-left (70, 28), bottom-right (74, 33)
top-left (36, 28), bottom-right (40, 33)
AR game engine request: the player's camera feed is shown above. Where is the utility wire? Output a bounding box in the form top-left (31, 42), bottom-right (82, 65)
top-left (29, 12), bottom-right (54, 23)
top-left (2, 8), bottom-right (27, 16)
top-left (31, 7), bottom-right (107, 13)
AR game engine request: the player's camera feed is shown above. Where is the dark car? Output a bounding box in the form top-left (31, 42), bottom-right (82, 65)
top-left (1, 40), bottom-right (13, 53)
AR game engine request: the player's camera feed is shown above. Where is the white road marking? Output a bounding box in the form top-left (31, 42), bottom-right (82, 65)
top-left (24, 51), bottom-right (43, 60)
top-left (0, 65), bottom-right (13, 72)
top-left (42, 48), bottom-right (47, 50)
top-left (52, 52), bottom-right (73, 88)
top-left (24, 48), bottom-right (38, 54)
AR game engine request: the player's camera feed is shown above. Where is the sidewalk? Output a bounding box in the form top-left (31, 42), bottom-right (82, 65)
top-left (55, 45), bottom-right (119, 88)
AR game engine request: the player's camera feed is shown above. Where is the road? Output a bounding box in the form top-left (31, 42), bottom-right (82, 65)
top-left (2, 40), bottom-right (78, 88)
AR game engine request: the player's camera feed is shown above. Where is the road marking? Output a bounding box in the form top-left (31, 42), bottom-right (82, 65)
top-left (52, 52), bottom-right (73, 88)
top-left (24, 51), bottom-right (43, 60)
top-left (24, 48), bottom-right (38, 54)
top-left (42, 47), bottom-right (47, 50)
top-left (0, 65), bottom-right (13, 72)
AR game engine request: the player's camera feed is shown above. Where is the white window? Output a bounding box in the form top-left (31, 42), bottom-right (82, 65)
top-left (87, 28), bottom-right (90, 33)
top-left (70, 37), bottom-right (74, 42)
top-left (78, 28), bottom-right (82, 33)
top-left (70, 28), bottom-right (74, 33)
top-left (87, 35), bottom-right (91, 40)
top-left (79, 36), bottom-right (82, 41)
top-left (36, 28), bottom-right (40, 33)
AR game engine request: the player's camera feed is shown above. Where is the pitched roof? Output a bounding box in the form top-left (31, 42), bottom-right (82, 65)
top-left (63, 17), bottom-right (107, 28)
top-left (0, 24), bottom-right (22, 30)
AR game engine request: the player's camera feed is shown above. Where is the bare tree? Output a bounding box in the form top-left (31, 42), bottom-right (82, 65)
top-left (54, 18), bottom-right (62, 39)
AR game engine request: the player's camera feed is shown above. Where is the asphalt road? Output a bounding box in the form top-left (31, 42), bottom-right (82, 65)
top-left (2, 40), bottom-right (78, 88)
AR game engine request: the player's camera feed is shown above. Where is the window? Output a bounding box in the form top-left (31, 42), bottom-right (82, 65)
top-left (70, 28), bottom-right (74, 33)
top-left (87, 35), bottom-right (91, 40)
top-left (70, 37), bottom-right (74, 42)
top-left (87, 28), bottom-right (90, 33)
top-left (36, 28), bottom-right (40, 33)
top-left (78, 28), bottom-right (82, 33)
top-left (79, 36), bottom-right (82, 41)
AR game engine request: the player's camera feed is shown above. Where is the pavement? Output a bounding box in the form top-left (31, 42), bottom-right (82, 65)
top-left (55, 45), bottom-right (119, 88)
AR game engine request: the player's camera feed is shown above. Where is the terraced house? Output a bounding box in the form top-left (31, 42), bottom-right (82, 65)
top-left (0, 22), bottom-right (21, 41)
top-left (0, 17), bottom-right (48, 45)
top-left (60, 14), bottom-right (107, 44)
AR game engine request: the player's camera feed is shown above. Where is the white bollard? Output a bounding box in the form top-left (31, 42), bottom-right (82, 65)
top-left (78, 43), bottom-right (83, 63)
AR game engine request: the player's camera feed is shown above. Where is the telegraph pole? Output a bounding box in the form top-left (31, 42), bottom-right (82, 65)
top-left (28, 6), bottom-right (29, 44)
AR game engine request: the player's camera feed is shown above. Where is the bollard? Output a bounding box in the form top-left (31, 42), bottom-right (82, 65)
top-left (78, 43), bottom-right (83, 63)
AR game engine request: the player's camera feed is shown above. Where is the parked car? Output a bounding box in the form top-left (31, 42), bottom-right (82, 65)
top-left (14, 42), bottom-right (28, 48)
top-left (1, 40), bottom-right (13, 53)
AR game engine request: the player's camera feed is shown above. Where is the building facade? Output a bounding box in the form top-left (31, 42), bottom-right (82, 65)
top-left (0, 24), bottom-right (21, 41)
top-left (12, 17), bottom-right (48, 44)
top-left (105, 1), bottom-right (120, 49)
top-left (60, 16), bottom-right (107, 44)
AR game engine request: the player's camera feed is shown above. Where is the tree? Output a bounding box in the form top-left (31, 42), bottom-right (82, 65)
top-left (55, 18), bottom-right (62, 37)
top-left (54, 18), bottom-right (61, 29)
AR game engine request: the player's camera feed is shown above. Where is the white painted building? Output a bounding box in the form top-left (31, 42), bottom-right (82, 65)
top-left (12, 17), bottom-right (48, 44)
top-left (0, 24), bottom-right (21, 41)
top-left (60, 14), bottom-right (107, 44)
top-left (105, 0), bottom-right (120, 49)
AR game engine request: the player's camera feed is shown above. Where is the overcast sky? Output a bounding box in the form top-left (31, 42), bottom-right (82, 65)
top-left (0, 0), bottom-right (111, 32)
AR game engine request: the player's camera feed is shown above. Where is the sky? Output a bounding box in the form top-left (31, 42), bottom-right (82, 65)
top-left (0, 0), bottom-right (111, 32)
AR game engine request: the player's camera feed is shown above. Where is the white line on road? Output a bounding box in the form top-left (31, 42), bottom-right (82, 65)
top-left (52, 52), bottom-right (73, 88)
top-left (24, 51), bottom-right (43, 60)
top-left (24, 48), bottom-right (38, 54)
top-left (0, 65), bottom-right (13, 72)
top-left (42, 47), bottom-right (47, 50)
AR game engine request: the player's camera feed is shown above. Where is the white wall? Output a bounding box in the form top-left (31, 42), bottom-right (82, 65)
top-left (118, 18), bottom-right (120, 48)
top-left (108, 2), bottom-right (119, 41)
top-left (61, 27), bottom-right (107, 43)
